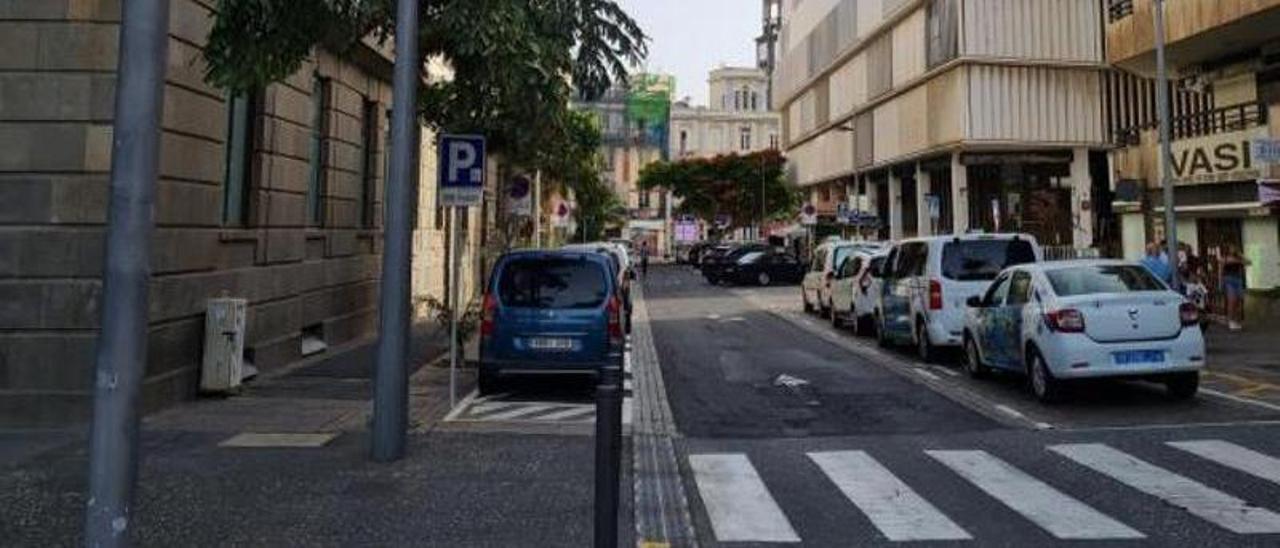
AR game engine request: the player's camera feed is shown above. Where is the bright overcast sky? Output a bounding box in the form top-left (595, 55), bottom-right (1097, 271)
top-left (616, 0), bottom-right (761, 107)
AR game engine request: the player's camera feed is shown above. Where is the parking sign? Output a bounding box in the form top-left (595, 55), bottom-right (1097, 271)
top-left (439, 135), bottom-right (486, 207)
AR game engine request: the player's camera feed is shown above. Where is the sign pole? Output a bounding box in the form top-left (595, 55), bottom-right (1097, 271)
top-left (450, 206), bottom-right (463, 409)
top-left (1154, 0), bottom-right (1180, 291)
top-left (534, 170), bottom-right (543, 248)
top-left (84, 0), bottom-right (170, 544)
top-left (371, 0), bottom-right (422, 463)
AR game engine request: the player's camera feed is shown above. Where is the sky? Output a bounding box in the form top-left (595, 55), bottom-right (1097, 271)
top-left (616, 0), bottom-right (761, 107)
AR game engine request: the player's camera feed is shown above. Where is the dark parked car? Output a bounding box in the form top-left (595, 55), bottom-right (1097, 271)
top-left (479, 250), bottom-right (626, 395)
top-left (719, 248), bottom-right (805, 286)
top-left (701, 242), bottom-right (770, 284)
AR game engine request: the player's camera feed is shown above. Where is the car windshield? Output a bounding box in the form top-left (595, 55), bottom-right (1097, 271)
top-left (498, 258), bottom-right (608, 309)
top-left (1046, 265), bottom-right (1168, 296)
top-left (737, 251), bottom-right (765, 265)
top-left (941, 239), bottom-right (1037, 281)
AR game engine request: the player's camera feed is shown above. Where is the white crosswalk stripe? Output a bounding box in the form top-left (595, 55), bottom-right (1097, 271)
top-left (927, 450), bottom-right (1144, 540)
top-left (688, 454), bottom-right (800, 543)
top-left (1168, 439), bottom-right (1280, 486)
top-left (808, 450), bottom-right (971, 541)
top-left (1049, 443), bottom-right (1280, 534)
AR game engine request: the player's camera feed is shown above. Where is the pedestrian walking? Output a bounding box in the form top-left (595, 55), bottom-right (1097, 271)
top-left (640, 240), bottom-right (650, 278)
top-left (1140, 242), bottom-right (1173, 285)
top-left (1220, 245), bottom-right (1250, 331)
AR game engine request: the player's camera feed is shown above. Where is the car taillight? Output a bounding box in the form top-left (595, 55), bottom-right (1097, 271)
top-left (1180, 302), bottom-right (1200, 327)
top-left (928, 279), bottom-right (943, 310)
top-left (606, 295), bottom-right (624, 343)
top-left (1044, 308), bottom-right (1085, 333)
top-left (480, 293), bottom-right (497, 336)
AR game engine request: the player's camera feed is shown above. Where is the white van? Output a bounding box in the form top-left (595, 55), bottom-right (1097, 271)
top-left (803, 241), bottom-right (885, 314)
top-left (877, 234), bottom-right (1042, 361)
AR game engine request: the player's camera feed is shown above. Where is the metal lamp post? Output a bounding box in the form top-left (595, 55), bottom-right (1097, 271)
top-left (1154, 0), bottom-right (1180, 290)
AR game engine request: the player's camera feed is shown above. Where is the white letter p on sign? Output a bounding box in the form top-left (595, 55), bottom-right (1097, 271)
top-left (448, 142), bottom-right (477, 184)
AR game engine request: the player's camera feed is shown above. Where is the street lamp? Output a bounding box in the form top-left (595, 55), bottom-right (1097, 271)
top-left (1154, 0), bottom-right (1180, 290)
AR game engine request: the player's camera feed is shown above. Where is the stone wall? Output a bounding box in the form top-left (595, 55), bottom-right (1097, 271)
top-left (0, 0), bottom-right (439, 426)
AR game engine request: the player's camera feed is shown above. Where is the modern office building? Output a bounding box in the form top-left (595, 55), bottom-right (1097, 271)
top-left (774, 0), bottom-right (1111, 248)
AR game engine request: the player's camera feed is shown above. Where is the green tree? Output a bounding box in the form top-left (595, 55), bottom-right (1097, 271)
top-left (638, 149), bottom-right (799, 231)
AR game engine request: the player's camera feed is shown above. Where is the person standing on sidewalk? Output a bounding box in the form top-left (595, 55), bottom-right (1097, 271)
top-left (1221, 245), bottom-right (1250, 331)
top-left (640, 240), bottom-right (650, 278)
top-left (1141, 242), bottom-right (1173, 285)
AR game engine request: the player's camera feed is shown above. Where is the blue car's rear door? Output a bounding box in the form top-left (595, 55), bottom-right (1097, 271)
top-left (492, 255), bottom-right (611, 366)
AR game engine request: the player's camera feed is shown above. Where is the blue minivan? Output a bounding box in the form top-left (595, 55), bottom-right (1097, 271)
top-left (479, 250), bottom-right (626, 394)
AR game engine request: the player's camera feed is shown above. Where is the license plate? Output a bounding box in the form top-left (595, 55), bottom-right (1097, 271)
top-left (1113, 350), bottom-right (1165, 365)
top-left (528, 337), bottom-right (574, 351)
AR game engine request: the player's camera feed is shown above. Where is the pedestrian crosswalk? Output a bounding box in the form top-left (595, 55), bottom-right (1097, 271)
top-left (687, 439), bottom-right (1280, 543)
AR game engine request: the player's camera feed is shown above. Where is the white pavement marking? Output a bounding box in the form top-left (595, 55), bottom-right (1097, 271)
top-left (928, 450), bottom-right (1143, 540)
top-left (1049, 443), bottom-right (1280, 534)
top-left (622, 398), bottom-right (633, 426)
top-left (1201, 388), bottom-right (1280, 413)
top-left (994, 405), bottom-right (1027, 420)
top-left (443, 389), bottom-right (480, 421)
top-left (935, 367), bottom-right (961, 377)
top-left (476, 404), bottom-right (559, 421)
top-left (219, 433), bottom-right (336, 448)
top-left (808, 450), bottom-right (971, 542)
top-left (688, 454), bottom-right (800, 543)
top-left (534, 406), bottom-right (596, 422)
top-left (468, 401), bottom-right (520, 415)
top-left (1168, 440), bottom-right (1280, 486)
top-left (914, 368), bottom-right (941, 382)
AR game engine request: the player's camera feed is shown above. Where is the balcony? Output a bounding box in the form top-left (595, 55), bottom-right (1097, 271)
top-left (1106, 0), bottom-right (1280, 77)
top-left (1114, 101), bottom-right (1269, 146)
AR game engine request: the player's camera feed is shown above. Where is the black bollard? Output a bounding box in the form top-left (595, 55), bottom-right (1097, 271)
top-left (593, 363), bottom-right (623, 548)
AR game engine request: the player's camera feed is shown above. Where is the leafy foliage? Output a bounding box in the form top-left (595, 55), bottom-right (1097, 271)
top-left (638, 150), bottom-right (800, 230)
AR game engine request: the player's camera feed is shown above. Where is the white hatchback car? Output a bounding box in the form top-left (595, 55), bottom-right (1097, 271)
top-left (961, 260), bottom-right (1205, 403)
top-left (803, 241), bottom-right (885, 315)
top-left (829, 250), bottom-right (889, 335)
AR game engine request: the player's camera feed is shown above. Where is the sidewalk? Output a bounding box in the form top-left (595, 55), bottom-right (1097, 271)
top-left (1, 338), bottom-right (627, 546)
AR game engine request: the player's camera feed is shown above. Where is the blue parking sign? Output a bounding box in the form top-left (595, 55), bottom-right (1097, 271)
top-left (439, 134), bottom-right (486, 207)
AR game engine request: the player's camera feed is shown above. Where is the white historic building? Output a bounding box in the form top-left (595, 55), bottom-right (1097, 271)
top-left (670, 67), bottom-right (782, 159)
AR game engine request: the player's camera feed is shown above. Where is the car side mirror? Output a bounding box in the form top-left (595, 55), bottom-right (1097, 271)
top-left (966, 296), bottom-right (984, 308)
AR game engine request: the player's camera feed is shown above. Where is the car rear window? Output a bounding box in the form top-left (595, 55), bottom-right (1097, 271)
top-left (832, 246), bottom-right (854, 272)
top-left (941, 239), bottom-right (1037, 281)
top-left (1046, 265), bottom-right (1167, 296)
top-left (498, 258), bottom-right (608, 309)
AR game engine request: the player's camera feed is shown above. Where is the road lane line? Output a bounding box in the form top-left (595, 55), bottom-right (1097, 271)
top-left (688, 454), bottom-right (800, 543)
top-left (1168, 440), bottom-right (1280, 486)
top-left (534, 406), bottom-right (596, 422)
top-left (914, 368), bottom-right (941, 381)
top-left (1049, 443), bottom-right (1280, 534)
top-left (928, 450), bottom-right (1143, 539)
top-left (474, 404), bottom-right (559, 421)
top-left (808, 451), bottom-right (971, 541)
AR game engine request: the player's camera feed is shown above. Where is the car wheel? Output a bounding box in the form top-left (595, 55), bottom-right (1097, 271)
top-left (1027, 349), bottom-right (1063, 404)
top-left (478, 369), bottom-right (501, 396)
top-left (916, 321), bottom-right (937, 363)
top-left (964, 336), bottom-right (989, 379)
top-left (1165, 372), bottom-right (1200, 400)
top-left (758, 272), bottom-right (772, 286)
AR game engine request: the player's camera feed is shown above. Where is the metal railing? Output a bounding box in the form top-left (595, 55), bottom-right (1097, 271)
top-left (1113, 101), bottom-right (1269, 146)
top-left (1108, 0), bottom-right (1134, 23)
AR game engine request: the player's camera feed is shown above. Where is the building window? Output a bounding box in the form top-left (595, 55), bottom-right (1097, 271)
top-left (222, 91), bottom-right (257, 226)
top-left (751, 91), bottom-right (759, 111)
top-left (734, 91), bottom-right (741, 111)
top-left (307, 76), bottom-right (330, 227)
top-left (743, 86), bottom-right (752, 111)
top-left (359, 99), bottom-right (379, 228)
top-left (739, 126), bottom-right (752, 151)
top-left (679, 130), bottom-right (688, 155)
top-left (768, 133), bottom-right (779, 149)
top-left (926, 0), bottom-right (959, 69)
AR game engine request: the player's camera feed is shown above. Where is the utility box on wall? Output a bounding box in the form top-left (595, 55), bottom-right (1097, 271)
top-left (201, 298), bottom-right (247, 394)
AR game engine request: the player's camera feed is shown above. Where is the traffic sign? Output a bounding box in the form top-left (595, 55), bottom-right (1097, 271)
top-left (439, 134), bottom-right (486, 207)
top-left (508, 173), bottom-right (532, 215)
top-left (800, 203), bottom-right (817, 226)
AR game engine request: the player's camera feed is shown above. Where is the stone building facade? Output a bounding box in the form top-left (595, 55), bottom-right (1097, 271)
top-left (0, 1), bottom-right (479, 426)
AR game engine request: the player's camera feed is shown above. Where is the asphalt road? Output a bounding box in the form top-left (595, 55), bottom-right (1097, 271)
top-left (643, 265), bottom-right (1280, 547)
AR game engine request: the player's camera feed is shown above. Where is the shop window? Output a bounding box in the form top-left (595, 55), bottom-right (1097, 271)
top-left (222, 91), bottom-right (258, 226)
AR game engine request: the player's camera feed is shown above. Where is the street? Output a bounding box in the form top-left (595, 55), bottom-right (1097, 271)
top-left (643, 265), bottom-right (1280, 546)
